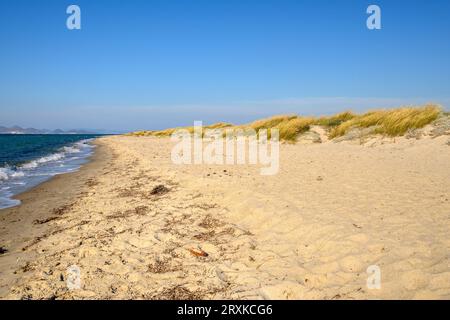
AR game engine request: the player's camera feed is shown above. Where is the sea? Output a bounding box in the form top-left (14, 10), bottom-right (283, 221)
top-left (0, 134), bottom-right (103, 209)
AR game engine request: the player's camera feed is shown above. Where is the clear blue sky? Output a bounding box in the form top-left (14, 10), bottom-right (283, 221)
top-left (0, 0), bottom-right (449, 132)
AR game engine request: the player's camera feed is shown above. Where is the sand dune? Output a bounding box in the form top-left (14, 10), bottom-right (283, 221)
top-left (0, 127), bottom-right (449, 299)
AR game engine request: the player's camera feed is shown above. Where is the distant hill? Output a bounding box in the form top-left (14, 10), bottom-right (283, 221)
top-left (0, 125), bottom-right (106, 134)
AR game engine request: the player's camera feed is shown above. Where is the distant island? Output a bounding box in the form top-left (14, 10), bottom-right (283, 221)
top-left (0, 125), bottom-right (109, 135)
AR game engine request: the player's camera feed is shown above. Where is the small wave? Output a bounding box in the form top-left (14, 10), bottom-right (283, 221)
top-left (11, 171), bottom-right (25, 178)
top-left (63, 146), bottom-right (81, 154)
top-left (21, 152), bottom-right (66, 169)
top-left (74, 139), bottom-right (91, 148)
top-left (0, 167), bottom-right (25, 181)
top-left (0, 168), bottom-right (11, 181)
top-left (12, 181), bottom-right (26, 185)
top-left (19, 140), bottom-right (92, 170)
top-left (0, 166), bottom-right (25, 180)
top-left (20, 162), bottom-right (38, 169)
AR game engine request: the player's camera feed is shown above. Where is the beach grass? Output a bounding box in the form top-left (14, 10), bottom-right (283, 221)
top-left (129, 104), bottom-right (443, 141)
top-left (328, 104), bottom-right (441, 138)
top-left (314, 111), bottom-right (356, 127)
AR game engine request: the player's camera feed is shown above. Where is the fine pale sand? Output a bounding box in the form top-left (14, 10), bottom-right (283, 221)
top-left (0, 132), bottom-right (449, 299)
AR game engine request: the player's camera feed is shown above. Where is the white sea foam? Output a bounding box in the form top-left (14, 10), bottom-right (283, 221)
top-left (11, 171), bottom-right (25, 178)
top-left (0, 168), bottom-right (11, 181)
top-left (20, 140), bottom-right (91, 170)
top-left (21, 152), bottom-right (66, 169)
top-left (0, 138), bottom-right (96, 209)
top-left (63, 146), bottom-right (81, 153)
top-left (0, 167), bottom-right (25, 181)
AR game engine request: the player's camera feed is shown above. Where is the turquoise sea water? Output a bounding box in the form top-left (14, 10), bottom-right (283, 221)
top-left (0, 134), bottom-right (102, 209)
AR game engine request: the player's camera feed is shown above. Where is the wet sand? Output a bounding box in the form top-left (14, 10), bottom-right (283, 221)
top-left (0, 141), bottom-right (112, 297)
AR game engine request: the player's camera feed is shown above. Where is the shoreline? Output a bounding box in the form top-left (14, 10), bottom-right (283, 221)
top-left (5, 138), bottom-right (107, 209)
top-left (0, 136), bottom-right (101, 210)
top-left (0, 138), bottom-right (112, 297)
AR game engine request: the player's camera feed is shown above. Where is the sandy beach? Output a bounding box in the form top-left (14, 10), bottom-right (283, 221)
top-left (0, 130), bottom-right (449, 300)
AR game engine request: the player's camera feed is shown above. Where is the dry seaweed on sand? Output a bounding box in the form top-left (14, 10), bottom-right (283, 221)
top-left (150, 185), bottom-right (170, 195)
top-left (151, 286), bottom-right (203, 300)
top-left (198, 215), bottom-right (225, 229)
top-left (85, 178), bottom-right (99, 187)
top-left (147, 258), bottom-right (181, 274)
top-left (51, 203), bottom-right (74, 216)
top-left (33, 216), bottom-right (60, 225)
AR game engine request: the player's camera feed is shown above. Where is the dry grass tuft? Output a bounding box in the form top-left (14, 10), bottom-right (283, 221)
top-left (248, 115), bottom-right (297, 131)
top-left (277, 117), bottom-right (315, 141)
top-left (315, 111), bottom-right (355, 127)
top-left (130, 122), bottom-right (232, 137)
top-left (329, 104), bottom-right (441, 138)
top-left (127, 104), bottom-right (443, 141)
